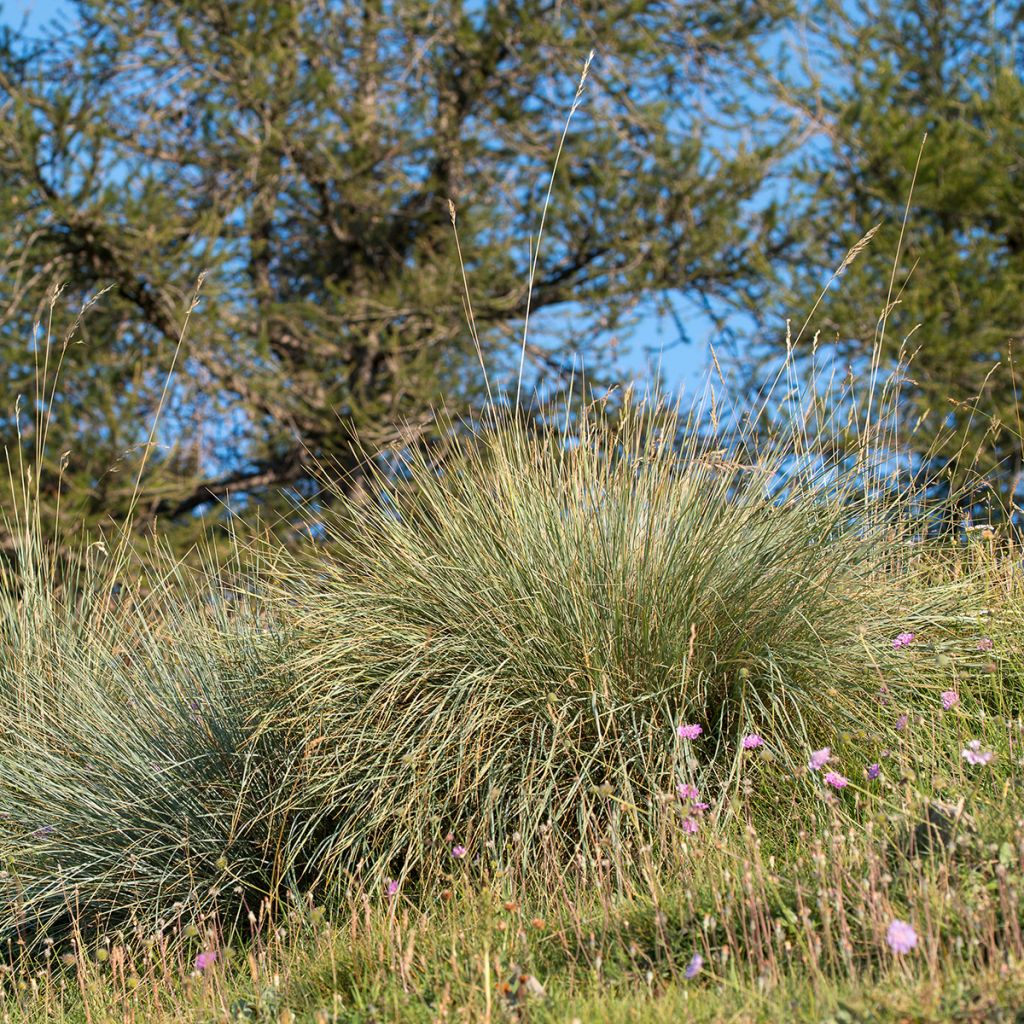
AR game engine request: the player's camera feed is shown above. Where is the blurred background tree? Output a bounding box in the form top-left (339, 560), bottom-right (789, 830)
top-left (0, 0), bottom-right (791, 552)
top-left (748, 0), bottom-right (1024, 518)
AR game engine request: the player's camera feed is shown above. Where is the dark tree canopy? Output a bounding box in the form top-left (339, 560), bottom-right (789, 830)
top-left (0, 0), bottom-right (788, 550)
top-left (749, 0), bottom-right (1024, 513)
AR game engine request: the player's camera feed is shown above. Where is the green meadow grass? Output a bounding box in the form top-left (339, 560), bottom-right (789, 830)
top-left (1, 372), bottom-right (1023, 1022)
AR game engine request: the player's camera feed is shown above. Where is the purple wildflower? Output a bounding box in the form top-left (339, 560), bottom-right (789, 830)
top-left (741, 734), bottom-right (764, 750)
top-left (823, 770), bottom-right (849, 789)
top-left (895, 714), bottom-right (909, 732)
top-left (685, 953), bottom-right (703, 979)
top-left (808, 747), bottom-right (831, 771)
top-left (676, 723), bottom-right (703, 740)
top-left (386, 879), bottom-right (400, 897)
top-left (866, 763), bottom-right (881, 781)
top-left (892, 632), bottom-right (915, 650)
top-left (977, 637), bottom-right (993, 652)
top-left (677, 782), bottom-right (708, 811)
top-left (962, 739), bottom-right (994, 766)
top-left (885, 919), bottom-right (917, 955)
top-left (451, 845), bottom-right (467, 859)
top-left (681, 816), bottom-right (699, 835)
top-left (195, 950), bottom-right (218, 972)
top-left (940, 690), bottom-right (959, 710)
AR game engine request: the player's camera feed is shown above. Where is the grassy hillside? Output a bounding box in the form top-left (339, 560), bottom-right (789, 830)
top-left (2, 380), bottom-right (1023, 1022)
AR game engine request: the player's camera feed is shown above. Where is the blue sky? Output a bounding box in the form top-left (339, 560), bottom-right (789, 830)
top-left (0, 0), bottom-right (724, 393)
top-left (1, 0), bottom-right (57, 29)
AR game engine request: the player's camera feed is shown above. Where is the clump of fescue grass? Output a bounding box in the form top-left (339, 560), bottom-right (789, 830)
top-left (0, 365), bottom-right (990, 958)
top-left (0, 541), bottom-right (296, 948)
top-left (259, 391), bottom-right (960, 890)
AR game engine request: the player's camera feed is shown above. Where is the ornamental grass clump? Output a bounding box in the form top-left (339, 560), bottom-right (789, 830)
top-left (264, 396), bottom-right (934, 884)
top-left (0, 549), bottom-right (293, 948)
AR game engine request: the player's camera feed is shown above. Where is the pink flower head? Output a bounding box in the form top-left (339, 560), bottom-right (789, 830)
top-left (195, 950), bottom-right (218, 972)
top-left (977, 637), bottom-right (993, 652)
top-left (684, 952), bottom-right (703, 978)
top-left (866, 763), bottom-right (881, 781)
top-left (681, 816), bottom-right (699, 834)
top-left (823, 770), bottom-right (849, 789)
top-left (386, 879), bottom-right (400, 897)
top-left (676, 723), bottom-right (703, 740)
top-left (676, 782), bottom-right (708, 810)
top-left (940, 690), bottom-right (959, 710)
top-left (961, 739), bottom-right (994, 766)
top-left (808, 747), bottom-right (831, 771)
top-left (741, 734), bottom-right (764, 750)
top-left (895, 714), bottom-right (909, 732)
top-left (892, 632), bottom-right (915, 650)
top-left (451, 844), bottom-right (467, 859)
top-left (886, 919), bottom-right (918, 955)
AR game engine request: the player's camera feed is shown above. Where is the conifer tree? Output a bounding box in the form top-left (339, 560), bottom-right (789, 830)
top-left (0, 0), bottom-right (787, 549)
top-left (757, 0), bottom-right (1024, 511)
